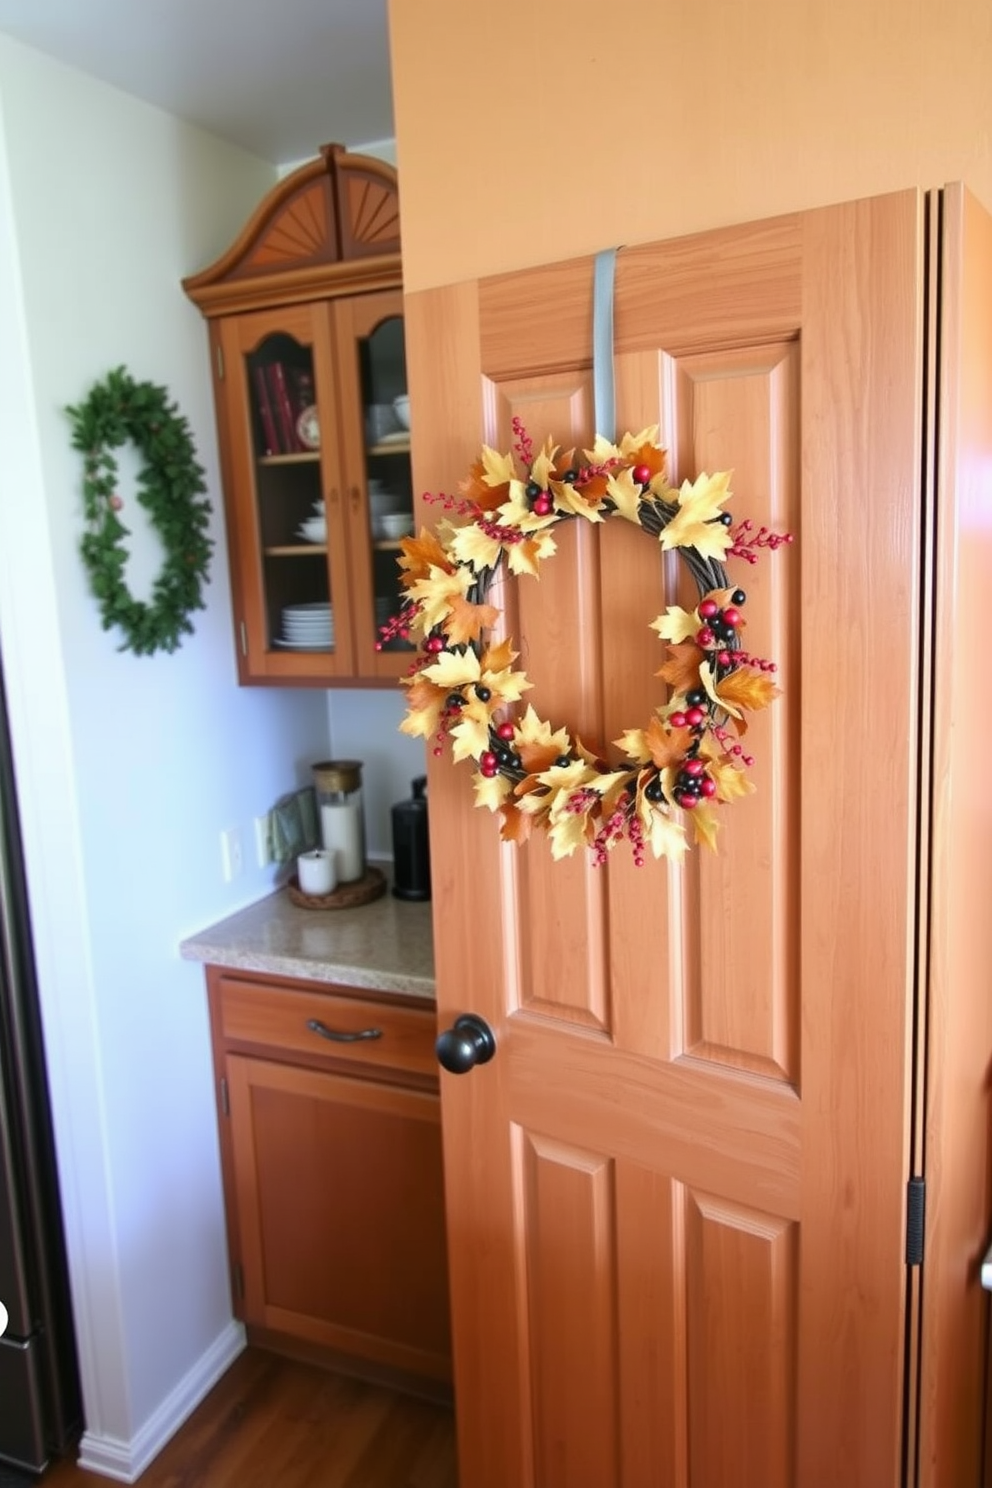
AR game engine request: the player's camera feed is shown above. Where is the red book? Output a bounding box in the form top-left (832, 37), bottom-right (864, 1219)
top-left (253, 366), bottom-right (281, 455)
top-left (266, 362), bottom-right (301, 452)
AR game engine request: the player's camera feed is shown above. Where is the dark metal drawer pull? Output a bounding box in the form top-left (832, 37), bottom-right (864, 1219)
top-left (306, 1017), bottom-right (383, 1044)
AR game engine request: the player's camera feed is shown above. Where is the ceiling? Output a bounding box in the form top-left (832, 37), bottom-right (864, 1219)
top-left (0, 0), bottom-right (395, 166)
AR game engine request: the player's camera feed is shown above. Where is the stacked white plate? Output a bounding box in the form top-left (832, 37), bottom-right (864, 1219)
top-left (276, 602), bottom-right (335, 651)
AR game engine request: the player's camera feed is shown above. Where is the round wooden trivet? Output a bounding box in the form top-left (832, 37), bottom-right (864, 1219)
top-left (287, 865), bottom-right (387, 911)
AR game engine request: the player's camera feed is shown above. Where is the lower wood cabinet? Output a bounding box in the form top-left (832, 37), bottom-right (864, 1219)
top-left (204, 966), bottom-right (451, 1395)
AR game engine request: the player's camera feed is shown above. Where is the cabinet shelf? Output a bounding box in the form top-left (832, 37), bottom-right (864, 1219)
top-left (259, 451), bottom-right (322, 466)
top-left (265, 544), bottom-right (327, 557)
top-left (368, 438), bottom-right (411, 457)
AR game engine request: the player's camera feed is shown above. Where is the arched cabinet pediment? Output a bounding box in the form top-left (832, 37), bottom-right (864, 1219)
top-left (183, 144), bottom-right (402, 317)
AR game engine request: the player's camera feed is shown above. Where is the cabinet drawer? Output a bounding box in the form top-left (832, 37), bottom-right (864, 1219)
top-left (216, 975), bottom-right (438, 1081)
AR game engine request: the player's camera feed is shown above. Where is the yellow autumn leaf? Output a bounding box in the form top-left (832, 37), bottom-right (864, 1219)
top-left (548, 809), bottom-right (595, 860)
top-left (606, 467), bottom-right (644, 524)
top-left (691, 802), bottom-right (721, 852)
top-left (447, 521), bottom-right (503, 573)
top-left (450, 712), bottom-right (491, 762)
top-left (660, 471), bottom-right (734, 559)
top-left (474, 772), bottom-right (513, 812)
top-left (642, 805), bottom-right (688, 862)
top-left (480, 445), bottom-right (518, 487)
top-left (699, 656), bottom-right (740, 717)
top-left (481, 663), bottom-right (532, 705)
top-left (399, 688), bottom-right (445, 740)
top-left (617, 426), bottom-right (662, 457)
top-left (538, 758), bottom-right (595, 798)
top-left (506, 530), bottom-right (557, 577)
top-left (551, 479), bottom-right (607, 522)
top-left (529, 439), bottom-right (559, 491)
top-left (406, 564), bottom-right (473, 632)
top-left (584, 434), bottom-right (622, 466)
top-left (651, 605), bottom-right (699, 644)
top-left (422, 647), bottom-right (480, 690)
top-left (615, 727), bottom-right (652, 765)
top-left (514, 704), bottom-right (571, 770)
top-left (707, 757), bottom-right (755, 803)
top-left (497, 484), bottom-right (557, 534)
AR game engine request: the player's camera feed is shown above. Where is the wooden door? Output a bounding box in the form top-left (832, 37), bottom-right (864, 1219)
top-left (407, 190), bottom-right (928, 1487)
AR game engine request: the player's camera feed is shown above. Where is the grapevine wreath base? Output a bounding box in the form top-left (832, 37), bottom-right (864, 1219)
top-left (389, 420), bottom-right (790, 866)
top-left (68, 366), bottom-right (212, 656)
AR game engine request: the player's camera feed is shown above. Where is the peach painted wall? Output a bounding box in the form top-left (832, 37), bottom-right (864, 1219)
top-left (389, 0), bottom-right (992, 292)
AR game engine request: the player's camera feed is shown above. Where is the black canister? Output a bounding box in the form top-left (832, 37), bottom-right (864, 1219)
top-left (391, 775), bottom-right (431, 900)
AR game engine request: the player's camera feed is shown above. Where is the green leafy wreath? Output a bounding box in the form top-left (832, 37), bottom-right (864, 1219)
top-left (68, 366), bottom-right (213, 655)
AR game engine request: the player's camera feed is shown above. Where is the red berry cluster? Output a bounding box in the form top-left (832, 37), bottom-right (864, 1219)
top-left (375, 608), bottom-right (413, 652)
top-left (479, 719), bottom-right (520, 778)
top-left (694, 591), bottom-right (745, 669)
top-left (590, 801), bottom-right (645, 867)
top-left (727, 519), bottom-right (794, 564)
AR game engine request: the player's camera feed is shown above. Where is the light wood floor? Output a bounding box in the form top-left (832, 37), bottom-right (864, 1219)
top-left (43, 1348), bottom-right (458, 1488)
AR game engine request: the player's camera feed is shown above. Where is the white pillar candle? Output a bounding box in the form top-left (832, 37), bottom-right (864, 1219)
top-left (297, 849), bottom-right (336, 896)
top-left (320, 799), bottom-right (365, 882)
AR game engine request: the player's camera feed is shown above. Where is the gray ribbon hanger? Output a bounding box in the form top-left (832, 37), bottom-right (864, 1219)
top-left (593, 247), bottom-right (620, 440)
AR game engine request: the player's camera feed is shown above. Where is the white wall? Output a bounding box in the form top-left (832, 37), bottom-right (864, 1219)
top-left (0, 36), bottom-right (333, 1478)
top-left (327, 690), bottom-right (427, 858)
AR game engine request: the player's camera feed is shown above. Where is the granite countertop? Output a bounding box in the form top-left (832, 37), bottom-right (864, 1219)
top-left (179, 875), bottom-right (435, 1000)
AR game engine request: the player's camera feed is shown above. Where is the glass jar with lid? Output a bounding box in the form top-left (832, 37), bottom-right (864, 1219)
top-left (313, 760), bottom-right (366, 883)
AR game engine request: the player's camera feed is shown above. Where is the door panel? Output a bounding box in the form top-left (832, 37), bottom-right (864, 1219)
top-left (408, 190), bottom-right (926, 1487)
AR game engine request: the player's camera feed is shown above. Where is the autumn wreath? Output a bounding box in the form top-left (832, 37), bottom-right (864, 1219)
top-left (389, 420), bottom-right (790, 865)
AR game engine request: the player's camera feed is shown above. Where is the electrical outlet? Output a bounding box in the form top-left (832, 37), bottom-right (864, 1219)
top-left (254, 812), bottom-right (274, 867)
top-left (220, 826), bottom-right (243, 882)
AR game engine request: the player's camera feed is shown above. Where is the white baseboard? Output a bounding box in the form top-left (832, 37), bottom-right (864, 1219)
top-left (75, 1319), bottom-right (246, 1482)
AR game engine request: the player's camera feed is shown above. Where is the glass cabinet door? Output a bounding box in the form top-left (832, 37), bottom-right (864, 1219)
top-left (334, 290), bottom-right (417, 679)
top-left (220, 304), bottom-right (354, 680)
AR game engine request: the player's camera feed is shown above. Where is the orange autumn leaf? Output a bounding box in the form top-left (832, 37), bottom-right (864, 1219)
top-left (516, 739), bottom-right (562, 774)
top-left (499, 800), bottom-right (534, 845)
top-left (716, 668), bottom-right (781, 714)
top-left (459, 460), bottom-right (509, 512)
top-left (657, 642), bottom-right (705, 693)
top-left (401, 672), bottom-right (446, 717)
top-left (480, 637), bottom-right (515, 673)
top-left (626, 441), bottom-right (667, 481)
top-left (577, 472), bottom-right (610, 506)
top-left (398, 531), bottom-right (453, 586)
top-left (443, 594), bottom-right (500, 646)
top-left (644, 718), bottom-right (694, 769)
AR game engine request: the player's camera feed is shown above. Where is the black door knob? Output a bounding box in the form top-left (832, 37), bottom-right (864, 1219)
top-left (435, 1014), bottom-right (496, 1074)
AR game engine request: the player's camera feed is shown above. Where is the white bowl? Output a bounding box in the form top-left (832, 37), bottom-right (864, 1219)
top-left (378, 512), bottom-right (415, 541)
top-left (393, 394), bottom-right (411, 429)
top-left (369, 488), bottom-right (405, 519)
top-left (298, 520), bottom-right (327, 542)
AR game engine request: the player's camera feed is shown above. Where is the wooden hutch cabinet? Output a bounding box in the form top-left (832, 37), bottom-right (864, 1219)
top-left (183, 146), bottom-right (415, 686)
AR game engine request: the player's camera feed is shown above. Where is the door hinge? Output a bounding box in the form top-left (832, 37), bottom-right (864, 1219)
top-left (215, 343), bottom-right (224, 380)
top-left (906, 1176), bottom-right (926, 1266)
top-left (239, 621), bottom-right (247, 658)
top-left (219, 1076), bottom-right (229, 1117)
